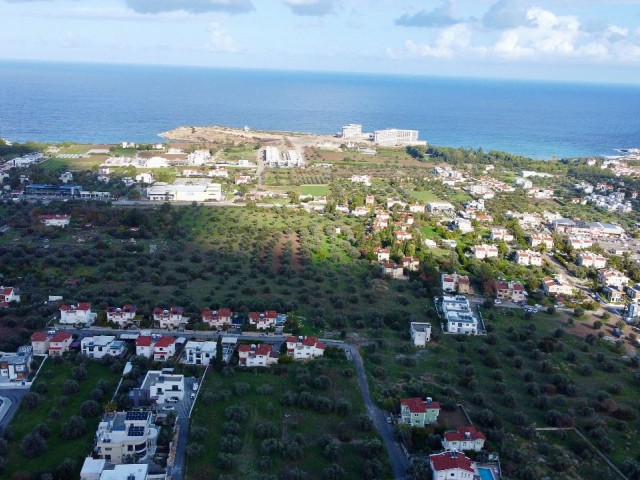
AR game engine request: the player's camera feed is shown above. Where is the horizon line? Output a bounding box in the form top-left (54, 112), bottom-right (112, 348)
top-left (1, 57), bottom-right (639, 89)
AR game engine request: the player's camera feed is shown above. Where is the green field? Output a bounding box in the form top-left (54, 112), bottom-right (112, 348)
top-left (4, 357), bottom-right (122, 476)
top-left (188, 355), bottom-right (388, 479)
top-left (298, 184), bottom-right (330, 196)
top-left (409, 190), bottom-right (442, 203)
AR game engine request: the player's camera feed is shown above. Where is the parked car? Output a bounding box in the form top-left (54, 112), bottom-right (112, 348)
top-left (193, 382), bottom-right (199, 391)
top-left (166, 397), bottom-right (179, 403)
top-left (162, 405), bottom-right (175, 411)
top-left (494, 299), bottom-right (502, 305)
top-left (190, 393), bottom-right (196, 400)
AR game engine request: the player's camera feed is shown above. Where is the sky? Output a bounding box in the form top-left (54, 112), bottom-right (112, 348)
top-left (2, 0), bottom-right (640, 83)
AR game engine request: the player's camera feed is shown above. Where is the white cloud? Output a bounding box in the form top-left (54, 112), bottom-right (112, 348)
top-left (390, 24), bottom-right (486, 59)
top-left (206, 21), bottom-right (240, 53)
top-left (391, 4), bottom-right (640, 65)
top-left (283, 0), bottom-right (333, 16)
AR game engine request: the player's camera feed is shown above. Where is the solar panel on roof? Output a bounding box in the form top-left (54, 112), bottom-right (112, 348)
top-left (128, 425), bottom-right (146, 436)
top-left (125, 411), bottom-right (149, 421)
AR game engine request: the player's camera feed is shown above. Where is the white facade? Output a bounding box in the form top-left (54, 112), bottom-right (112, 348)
top-left (598, 268), bottom-right (629, 288)
top-left (577, 252), bottom-right (607, 269)
top-left (59, 303), bottom-right (97, 325)
top-left (146, 182), bottom-right (222, 202)
top-left (93, 411), bottom-right (158, 465)
top-left (81, 336), bottom-right (126, 359)
top-left (515, 250), bottom-right (543, 266)
top-left (430, 451), bottom-right (477, 480)
top-left (183, 340), bottom-right (216, 366)
top-left (529, 235), bottom-right (554, 249)
top-left (472, 244), bottom-right (499, 259)
top-left (439, 296), bottom-right (478, 335)
top-left (40, 214), bottom-right (71, 227)
top-left (373, 129), bottom-right (423, 146)
top-left (341, 124), bottom-right (363, 138)
top-left (141, 370), bottom-right (185, 403)
top-left (490, 227), bottom-right (514, 243)
top-left (106, 305), bottom-right (137, 327)
top-left (410, 322), bottom-right (431, 347)
top-left (285, 336), bottom-right (326, 360)
top-left (1, 286), bottom-right (20, 306)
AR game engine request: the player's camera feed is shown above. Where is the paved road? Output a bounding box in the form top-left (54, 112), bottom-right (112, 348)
top-left (343, 344), bottom-right (409, 480)
top-left (169, 416), bottom-right (190, 480)
top-left (0, 389), bottom-right (28, 434)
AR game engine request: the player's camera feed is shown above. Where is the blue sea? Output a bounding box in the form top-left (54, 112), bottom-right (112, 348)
top-left (1, 60), bottom-right (639, 159)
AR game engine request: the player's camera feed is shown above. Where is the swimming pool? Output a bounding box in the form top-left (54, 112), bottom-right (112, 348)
top-left (478, 467), bottom-right (496, 480)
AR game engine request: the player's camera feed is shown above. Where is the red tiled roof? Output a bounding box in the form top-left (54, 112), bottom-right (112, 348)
top-left (155, 336), bottom-right (175, 348)
top-left (238, 345), bottom-right (251, 352)
top-left (31, 332), bottom-right (48, 342)
top-left (429, 451), bottom-right (475, 473)
top-left (59, 303), bottom-right (91, 311)
top-left (107, 305), bottom-right (136, 314)
top-left (285, 336), bottom-right (298, 343)
top-left (3, 287), bottom-right (14, 296)
top-left (302, 337), bottom-right (319, 347)
top-left (443, 426), bottom-right (486, 442)
top-left (153, 306), bottom-right (184, 315)
top-left (50, 332), bottom-right (72, 343)
top-left (136, 335), bottom-right (153, 347)
top-left (400, 397), bottom-right (440, 413)
top-left (39, 214), bottom-right (70, 220)
top-left (255, 344), bottom-right (272, 356)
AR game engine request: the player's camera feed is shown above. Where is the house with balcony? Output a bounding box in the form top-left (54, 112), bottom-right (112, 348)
top-left (0, 346), bottom-right (33, 381)
top-left (238, 344), bottom-right (279, 367)
top-left (81, 336), bottom-right (126, 359)
top-left (248, 310), bottom-right (279, 330)
top-left (48, 331), bottom-right (73, 356)
top-left (399, 397), bottom-right (440, 427)
top-left (442, 426), bottom-right (486, 452)
top-left (438, 296), bottom-right (479, 335)
top-left (495, 281), bottom-right (527, 303)
top-left (514, 250), bottom-right (542, 267)
top-left (30, 331), bottom-right (50, 355)
top-left (201, 308), bottom-right (233, 330)
top-left (529, 235), bottom-right (554, 249)
top-left (93, 411), bottom-right (158, 464)
top-left (598, 268), bottom-right (629, 288)
top-left (603, 286), bottom-right (625, 303)
top-left (153, 337), bottom-right (176, 362)
top-left (542, 276), bottom-right (575, 296)
top-left (285, 336), bottom-right (326, 360)
top-left (577, 252), bottom-right (607, 269)
top-left (135, 336), bottom-right (154, 358)
top-left (106, 305), bottom-right (137, 328)
top-left (410, 322), bottom-right (432, 347)
top-left (139, 370), bottom-right (185, 404)
top-left (152, 306), bottom-right (185, 330)
top-left (183, 340), bottom-right (216, 366)
top-left (59, 303), bottom-right (97, 325)
top-left (472, 244), bottom-right (499, 260)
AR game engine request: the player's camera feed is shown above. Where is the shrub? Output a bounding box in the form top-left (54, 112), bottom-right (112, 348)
top-left (62, 380), bottom-right (80, 395)
top-left (21, 392), bottom-right (40, 411)
top-left (60, 416), bottom-right (86, 440)
top-left (20, 433), bottom-right (47, 458)
top-left (80, 400), bottom-right (103, 418)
